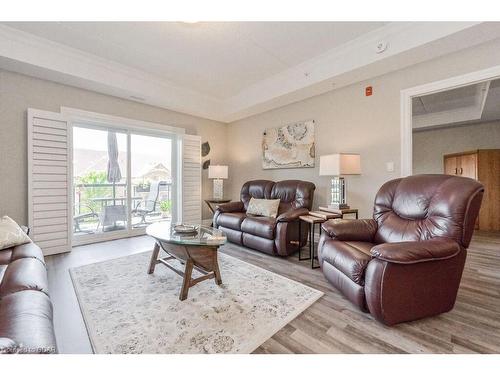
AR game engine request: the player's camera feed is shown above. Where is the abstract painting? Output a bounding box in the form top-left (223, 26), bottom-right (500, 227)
top-left (262, 120), bottom-right (315, 169)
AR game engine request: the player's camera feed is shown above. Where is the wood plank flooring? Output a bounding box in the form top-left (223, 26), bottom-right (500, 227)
top-left (45, 231), bottom-right (500, 354)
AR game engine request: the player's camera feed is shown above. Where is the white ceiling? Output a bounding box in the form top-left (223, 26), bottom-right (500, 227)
top-left (412, 78), bottom-right (500, 130)
top-left (3, 22), bottom-right (387, 99)
top-left (1, 22), bottom-right (500, 122)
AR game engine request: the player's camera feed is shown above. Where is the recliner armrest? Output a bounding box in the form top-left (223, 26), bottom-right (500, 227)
top-left (321, 219), bottom-right (377, 242)
top-left (215, 201), bottom-right (244, 213)
top-left (370, 238), bottom-right (461, 264)
top-left (276, 208), bottom-right (309, 222)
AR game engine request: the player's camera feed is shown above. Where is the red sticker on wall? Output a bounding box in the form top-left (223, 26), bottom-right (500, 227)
top-left (365, 86), bottom-right (373, 96)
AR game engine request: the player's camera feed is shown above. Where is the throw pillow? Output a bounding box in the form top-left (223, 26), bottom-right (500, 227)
top-left (0, 216), bottom-right (31, 250)
top-left (246, 198), bottom-right (280, 218)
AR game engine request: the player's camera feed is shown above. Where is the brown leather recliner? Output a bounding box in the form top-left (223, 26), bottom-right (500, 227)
top-left (214, 180), bottom-right (315, 256)
top-left (318, 174), bottom-right (484, 325)
top-left (0, 242), bottom-right (57, 353)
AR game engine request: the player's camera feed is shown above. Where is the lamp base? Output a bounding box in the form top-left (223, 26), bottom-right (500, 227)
top-left (213, 179), bottom-right (223, 200)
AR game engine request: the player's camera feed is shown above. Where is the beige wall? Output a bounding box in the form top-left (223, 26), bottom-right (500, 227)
top-left (413, 121), bottom-right (500, 174)
top-left (3, 37), bottom-right (500, 224)
top-left (0, 70), bottom-right (228, 223)
top-left (226, 38), bottom-right (500, 219)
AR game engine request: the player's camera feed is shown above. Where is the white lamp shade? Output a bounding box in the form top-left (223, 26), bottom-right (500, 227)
top-left (208, 165), bottom-right (228, 179)
top-left (319, 154), bottom-right (361, 176)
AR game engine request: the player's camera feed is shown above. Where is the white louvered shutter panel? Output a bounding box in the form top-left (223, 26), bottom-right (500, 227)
top-left (181, 134), bottom-right (202, 224)
top-left (27, 109), bottom-right (72, 255)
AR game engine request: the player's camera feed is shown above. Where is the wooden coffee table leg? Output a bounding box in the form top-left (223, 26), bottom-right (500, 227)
top-left (180, 258), bottom-right (194, 301)
top-left (148, 242), bottom-right (160, 274)
top-left (213, 253), bottom-right (222, 286)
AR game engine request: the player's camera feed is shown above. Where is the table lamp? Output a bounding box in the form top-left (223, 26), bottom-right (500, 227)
top-left (319, 153), bottom-right (361, 210)
top-left (208, 165), bottom-right (228, 200)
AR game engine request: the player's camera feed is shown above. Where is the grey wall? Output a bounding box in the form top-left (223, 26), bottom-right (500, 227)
top-left (226, 38), bottom-right (500, 219)
top-left (0, 70), bottom-right (228, 223)
top-left (413, 121), bottom-right (500, 174)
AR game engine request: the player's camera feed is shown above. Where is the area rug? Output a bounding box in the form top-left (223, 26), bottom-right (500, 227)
top-left (70, 251), bottom-right (323, 354)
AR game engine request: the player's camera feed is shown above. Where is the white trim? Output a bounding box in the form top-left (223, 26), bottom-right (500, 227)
top-left (60, 107), bottom-right (186, 135)
top-left (0, 25), bottom-right (222, 121)
top-left (412, 81), bottom-right (490, 130)
top-left (3, 22), bottom-right (498, 122)
top-left (72, 229), bottom-right (146, 247)
top-left (400, 64), bottom-right (500, 176)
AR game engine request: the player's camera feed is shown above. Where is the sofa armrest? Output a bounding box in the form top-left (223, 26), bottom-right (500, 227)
top-left (215, 201), bottom-right (244, 213)
top-left (370, 239), bottom-right (461, 264)
top-left (321, 219), bottom-right (377, 242)
top-left (276, 208), bottom-right (309, 222)
top-left (0, 338), bottom-right (18, 354)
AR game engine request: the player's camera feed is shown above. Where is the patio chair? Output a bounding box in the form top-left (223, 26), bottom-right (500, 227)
top-left (132, 180), bottom-right (162, 224)
top-left (74, 204), bottom-right (99, 233)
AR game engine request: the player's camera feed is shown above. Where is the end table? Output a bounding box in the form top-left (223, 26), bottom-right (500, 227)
top-left (204, 198), bottom-right (231, 214)
top-left (298, 215), bottom-right (326, 269)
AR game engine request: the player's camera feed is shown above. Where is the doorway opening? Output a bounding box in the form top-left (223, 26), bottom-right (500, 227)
top-left (402, 75), bottom-right (500, 232)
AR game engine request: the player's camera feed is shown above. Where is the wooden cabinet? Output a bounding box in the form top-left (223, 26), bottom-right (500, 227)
top-left (444, 150), bottom-right (500, 231)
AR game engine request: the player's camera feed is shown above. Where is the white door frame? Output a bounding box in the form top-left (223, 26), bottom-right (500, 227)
top-left (400, 64), bottom-right (500, 176)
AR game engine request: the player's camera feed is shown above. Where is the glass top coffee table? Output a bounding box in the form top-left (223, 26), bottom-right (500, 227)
top-left (146, 222), bottom-right (227, 301)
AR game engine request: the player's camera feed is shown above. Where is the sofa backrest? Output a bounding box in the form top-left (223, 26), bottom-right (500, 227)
top-left (239, 179), bottom-right (316, 214)
top-left (373, 174), bottom-right (484, 248)
top-left (270, 180), bottom-right (316, 215)
top-left (240, 180), bottom-right (275, 209)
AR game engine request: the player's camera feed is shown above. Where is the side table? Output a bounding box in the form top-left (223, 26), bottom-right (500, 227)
top-left (318, 206), bottom-right (359, 219)
top-left (298, 215), bottom-right (326, 269)
top-left (204, 198), bottom-right (231, 214)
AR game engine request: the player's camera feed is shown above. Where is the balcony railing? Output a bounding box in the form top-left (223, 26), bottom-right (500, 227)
top-left (73, 181), bottom-right (172, 234)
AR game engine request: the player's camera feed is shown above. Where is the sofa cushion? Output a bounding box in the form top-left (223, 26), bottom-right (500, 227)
top-left (216, 212), bottom-right (247, 231)
top-left (0, 290), bottom-right (56, 353)
top-left (319, 240), bottom-right (374, 285)
top-left (241, 216), bottom-right (276, 239)
top-left (242, 233), bottom-right (275, 255)
top-left (0, 216), bottom-right (31, 250)
top-left (246, 198), bottom-right (280, 218)
top-left (0, 257), bottom-right (48, 297)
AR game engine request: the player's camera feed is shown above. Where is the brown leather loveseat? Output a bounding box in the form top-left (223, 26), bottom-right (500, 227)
top-left (214, 180), bottom-right (315, 256)
top-left (318, 174), bottom-right (484, 325)
top-left (0, 241), bottom-right (57, 353)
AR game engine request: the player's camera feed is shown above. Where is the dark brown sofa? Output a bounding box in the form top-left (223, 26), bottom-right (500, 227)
top-left (0, 241), bottom-right (57, 353)
top-left (214, 180), bottom-right (315, 256)
top-left (318, 174), bottom-right (484, 325)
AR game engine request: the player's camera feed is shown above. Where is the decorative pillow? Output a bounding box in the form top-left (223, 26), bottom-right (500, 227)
top-left (246, 198), bottom-right (280, 218)
top-left (0, 216), bottom-right (31, 250)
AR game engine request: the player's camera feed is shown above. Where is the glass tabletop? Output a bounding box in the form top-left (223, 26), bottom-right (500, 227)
top-left (146, 222), bottom-right (226, 246)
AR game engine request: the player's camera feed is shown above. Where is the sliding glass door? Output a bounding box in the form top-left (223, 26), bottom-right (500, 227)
top-left (130, 133), bottom-right (173, 229)
top-left (72, 125), bottom-right (176, 243)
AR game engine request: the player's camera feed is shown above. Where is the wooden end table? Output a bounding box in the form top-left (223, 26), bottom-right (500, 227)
top-left (204, 198), bottom-right (231, 214)
top-left (318, 206), bottom-right (359, 219)
top-left (146, 222), bottom-right (227, 301)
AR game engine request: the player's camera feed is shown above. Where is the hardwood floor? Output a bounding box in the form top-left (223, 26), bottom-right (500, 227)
top-left (45, 231), bottom-right (500, 354)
